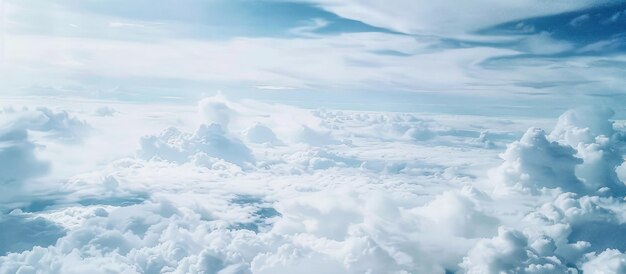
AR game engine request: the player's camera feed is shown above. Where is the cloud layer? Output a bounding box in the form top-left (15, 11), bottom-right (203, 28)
top-left (0, 97), bottom-right (625, 273)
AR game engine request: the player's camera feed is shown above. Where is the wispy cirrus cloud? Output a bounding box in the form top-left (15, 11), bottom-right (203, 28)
top-left (1, 0), bottom-right (626, 115)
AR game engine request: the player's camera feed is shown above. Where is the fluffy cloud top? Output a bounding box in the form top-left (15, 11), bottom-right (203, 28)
top-left (460, 227), bottom-right (571, 274)
top-left (415, 191), bottom-right (498, 238)
top-left (550, 106), bottom-right (616, 145)
top-left (3, 99), bottom-right (626, 273)
top-left (198, 94), bottom-right (236, 129)
top-left (582, 249), bottom-right (626, 274)
top-left (2, 107), bottom-right (90, 143)
top-left (294, 126), bottom-right (340, 146)
top-left (550, 107), bottom-right (626, 196)
top-left (243, 123), bottom-right (282, 145)
top-left (138, 124), bottom-right (254, 167)
top-left (491, 128), bottom-right (584, 195)
top-left (492, 106), bottom-right (626, 196)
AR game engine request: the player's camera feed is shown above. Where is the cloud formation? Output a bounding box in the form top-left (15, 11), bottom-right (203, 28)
top-left (1, 99), bottom-right (626, 273)
top-left (0, 107), bottom-right (89, 199)
top-left (491, 128), bottom-right (584, 195)
top-left (138, 124), bottom-right (254, 167)
top-left (0, 128), bottom-right (49, 193)
top-left (492, 106), bottom-right (626, 196)
top-left (550, 107), bottom-right (626, 195)
top-left (295, 0), bottom-right (615, 35)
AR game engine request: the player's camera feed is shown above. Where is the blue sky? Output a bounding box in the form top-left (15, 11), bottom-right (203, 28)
top-left (1, 0), bottom-right (626, 117)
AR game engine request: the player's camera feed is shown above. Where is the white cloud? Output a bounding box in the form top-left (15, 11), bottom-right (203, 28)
top-left (294, 126), bottom-right (341, 146)
top-left (1, 107), bottom-right (90, 143)
top-left (0, 31), bottom-right (523, 97)
top-left (414, 191), bottom-right (499, 238)
top-left (490, 128), bottom-right (584, 195)
top-left (460, 227), bottom-right (571, 274)
top-left (2, 98), bottom-right (626, 273)
top-left (293, 0), bottom-right (614, 36)
top-left (93, 106), bottom-right (117, 117)
top-left (198, 94), bottom-right (237, 129)
top-left (582, 249), bottom-right (626, 273)
top-left (520, 32), bottom-right (574, 55)
top-left (0, 106), bottom-right (91, 201)
top-left (108, 22), bottom-right (146, 28)
top-left (138, 124), bottom-right (254, 167)
top-left (570, 14), bottom-right (591, 27)
top-left (242, 123), bottom-right (282, 145)
top-left (550, 107), bottom-right (626, 196)
top-left (0, 128), bottom-right (49, 190)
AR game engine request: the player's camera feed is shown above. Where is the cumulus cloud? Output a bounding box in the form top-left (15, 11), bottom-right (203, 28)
top-left (0, 212), bottom-right (66, 256)
top-left (283, 148), bottom-right (360, 172)
top-left (0, 106), bottom-right (89, 200)
top-left (582, 249), bottom-right (626, 273)
top-left (550, 106), bottom-right (616, 146)
top-left (198, 94), bottom-right (236, 129)
top-left (5, 99), bottom-right (626, 273)
top-left (93, 106), bottom-right (117, 117)
top-left (242, 123), bottom-right (282, 145)
top-left (522, 192), bottom-right (626, 261)
top-left (491, 127), bottom-right (584, 195)
top-left (550, 106), bottom-right (626, 196)
top-left (138, 124), bottom-right (254, 167)
top-left (1, 107), bottom-right (90, 143)
top-left (460, 227), bottom-right (572, 274)
top-left (491, 106), bottom-right (626, 196)
top-left (0, 195), bottom-right (446, 274)
top-left (414, 191), bottom-right (499, 238)
top-left (294, 126), bottom-right (340, 146)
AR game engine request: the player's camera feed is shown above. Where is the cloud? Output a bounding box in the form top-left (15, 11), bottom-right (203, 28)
top-left (520, 32), bottom-right (574, 55)
top-left (522, 192), bottom-right (625, 260)
top-left (490, 127), bottom-right (584, 195)
top-left (550, 106), bottom-right (616, 145)
top-left (293, 0), bottom-right (614, 36)
top-left (0, 106), bottom-right (89, 199)
top-left (550, 106), bottom-right (626, 196)
top-left (93, 106), bottom-right (117, 117)
top-left (5, 99), bottom-right (626, 273)
top-left (108, 22), bottom-right (146, 28)
top-left (0, 128), bottom-right (49, 190)
top-left (3, 0), bottom-right (626, 117)
top-left (414, 191), bottom-right (499, 238)
top-left (294, 126), bottom-right (341, 146)
top-left (269, 191), bottom-right (448, 273)
top-left (0, 194), bottom-right (446, 274)
top-left (1, 28), bottom-right (527, 101)
top-left (279, 148), bottom-right (360, 172)
top-left (0, 212), bottom-right (66, 256)
top-left (582, 249), bottom-right (626, 273)
top-left (460, 227), bottom-right (571, 274)
top-left (289, 18), bottom-right (330, 36)
top-left (198, 94), bottom-right (236, 129)
top-left (491, 107), bottom-right (626, 196)
top-left (242, 123), bottom-right (282, 145)
top-left (1, 107), bottom-right (90, 143)
top-left (138, 124), bottom-right (254, 167)
top-left (570, 14), bottom-right (591, 27)
top-left (578, 36), bottom-right (626, 53)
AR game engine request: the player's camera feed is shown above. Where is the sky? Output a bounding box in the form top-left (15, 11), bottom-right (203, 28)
top-left (2, 0), bottom-right (626, 116)
top-left (4, 2), bottom-right (626, 274)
